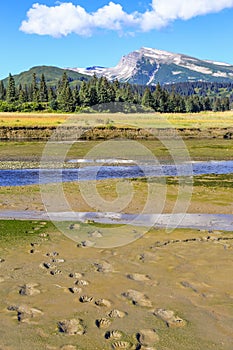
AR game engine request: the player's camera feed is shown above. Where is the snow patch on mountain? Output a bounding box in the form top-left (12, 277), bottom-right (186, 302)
top-left (172, 71), bottom-right (182, 75)
top-left (212, 71), bottom-right (228, 78)
top-left (147, 65), bottom-right (160, 85)
top-left (205, 60), bottom-right (232, 67)
top-left (179, 64), bottom-right (213, 75)
top-left (67, 47), bottom-right (233, 85)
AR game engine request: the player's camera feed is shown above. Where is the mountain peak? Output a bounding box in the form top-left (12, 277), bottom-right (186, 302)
top-left (67, 47), bottom-right (233, 85)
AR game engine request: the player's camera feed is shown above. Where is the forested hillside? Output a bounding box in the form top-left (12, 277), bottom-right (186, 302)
top-left (0, 72), bottom-right (230, 113)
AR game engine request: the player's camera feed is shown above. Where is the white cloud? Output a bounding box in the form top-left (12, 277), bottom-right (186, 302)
top-left (92, 2), bottom-right (138, 31)
top-left (151, 0), bottom-right (233, 21)
top-left (20, 3), bottom-right (92, 37)
top-left (140, 0), bottom-right (233, 31)
top-left (20, 0), bottom-right (233, 37)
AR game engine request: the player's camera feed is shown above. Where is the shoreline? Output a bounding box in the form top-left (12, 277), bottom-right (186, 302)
top-left (0, 210), bottom-right (233, 231)
top-left (1, 157), bottom-right (233, 170)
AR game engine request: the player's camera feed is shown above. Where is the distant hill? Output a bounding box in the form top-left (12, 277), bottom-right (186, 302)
top-left (3, 47), bottom-right (233, 90)
top-left (2, 66), bottom-right (90, 87)
top-left (68, 47), bottom-right (233, 85)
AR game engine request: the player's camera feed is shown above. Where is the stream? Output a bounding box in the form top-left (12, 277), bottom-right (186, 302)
top-left (0, 159), bottom-right (233, 186)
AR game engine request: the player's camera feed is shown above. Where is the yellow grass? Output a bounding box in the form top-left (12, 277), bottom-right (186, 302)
top-left (1, 111), bottom-right (233, 128)
top-left (0, 112), bottom-right (68, 127)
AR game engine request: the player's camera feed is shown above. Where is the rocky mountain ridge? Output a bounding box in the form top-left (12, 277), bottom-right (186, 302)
top-left (68, 47), bottom-right (233, 85)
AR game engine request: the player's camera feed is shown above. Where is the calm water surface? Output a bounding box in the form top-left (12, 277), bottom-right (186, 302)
top-left (0, 160), bottom-right (233, 186)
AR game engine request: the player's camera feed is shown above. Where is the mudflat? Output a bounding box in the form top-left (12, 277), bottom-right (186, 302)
top-left (0, 120), bottom-right (233, 349)
top-left (0, 222), bottom-right (233, 350)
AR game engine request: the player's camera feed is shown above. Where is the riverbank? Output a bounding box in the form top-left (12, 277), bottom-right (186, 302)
top-left (1, 138), bottom-right (233, 168)
top-left (1, 125), bottom-right (233, 140)
top-left (1, 111), bottom-right (233, 141)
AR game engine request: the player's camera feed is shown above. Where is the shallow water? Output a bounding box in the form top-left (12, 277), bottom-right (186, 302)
top-left (0, 159), bottom-right (233, 186)
top-left (0, 210), bottom-right (233, 231)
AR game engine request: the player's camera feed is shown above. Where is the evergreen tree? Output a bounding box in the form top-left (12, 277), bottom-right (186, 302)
top-left (6, 73), bottom-right (16, 103)
top-left (72, 85), bottom-right (80, 108)
top-left (90, 74), bottom-right (98, 89)
top-left (63, 85), bottom-right (74, 112)
top-left (18, 84), bottom-right (26, 103)
top-left (31, 73), bottom-right (39, 102)
top-left (153, 83), bottom-right (163, 111)
top-left (142, 88), bottom-right (154, 108)
top-left (158, 89), bottom-right (168, 112)
top-left (48, 86), bottom-right (58, 110)
top-left (0, 81), bottom-right (5, 100)
top-left (112, 79), bottom-right (120, 92)
top-left (57, 72), bottom-right (74, 111)
top-left (185, 96), bottom-right (195, 112)
top-left (123, 83), bottom-right (134, 103)
top-left (39, 74), bottom-right (48, 102)
top-left (176, 95), bottom-right (186, 113)
top-left (202, 97), bottom-right (211, 111)
top-left (167, 91), bottom-right (176, 112)
top-left (115, 87), bottom-right (125, 102)
top-left (88, 85), bottom-right (98, 106)
top-left (212, 98), bottom-right (222, 112)
top-left (221, 97), bottom-right (230, 111)
top-left (98, 77), bottom-right (112, 104)
top-left (48, 87), bottom-right (56, 102)
top-left (79, 81), bottom-right (90, 106)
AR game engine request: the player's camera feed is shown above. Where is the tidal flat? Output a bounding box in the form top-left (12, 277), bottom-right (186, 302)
top-left (1, 175), bottom-right (233, 215)
top-left (0, 222), bottom-right (233, 350)
top-left (0, 172), bottom-right (233, 349)
top-left (0, 128), bottom-right (233, 349)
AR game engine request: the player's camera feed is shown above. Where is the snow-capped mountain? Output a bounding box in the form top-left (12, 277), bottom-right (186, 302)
top-left (68, 47), bottom-right (233, 85)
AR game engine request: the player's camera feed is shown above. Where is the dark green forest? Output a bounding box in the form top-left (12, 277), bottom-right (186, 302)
top-left (0, 72), bottom-right (230, 113)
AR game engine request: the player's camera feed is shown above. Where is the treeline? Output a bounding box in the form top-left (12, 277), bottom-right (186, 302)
top-left (164, 81), bottom-right (233, 97)
top-left (0, 72), bottom-right (230, 113)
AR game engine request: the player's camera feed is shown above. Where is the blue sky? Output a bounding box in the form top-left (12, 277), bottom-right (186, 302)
top-left (1, 0), bottom-right (233, 79)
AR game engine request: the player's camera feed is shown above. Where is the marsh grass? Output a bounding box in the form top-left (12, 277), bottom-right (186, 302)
top-left (1, 139), bottom-right (233, 162)
top-left (0, 112), bottom-right (67, 127)
top-left (0, 220), bottom-right (54, 248)
top-left (1, 111), bottom-right (233, 128)
top-left (164, 174), bottom-right (233, 188)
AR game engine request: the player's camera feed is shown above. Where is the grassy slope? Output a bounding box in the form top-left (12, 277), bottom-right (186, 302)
top-left (2, 66), bottom-right (89, 87)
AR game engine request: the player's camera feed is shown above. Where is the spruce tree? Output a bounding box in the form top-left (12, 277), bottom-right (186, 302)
top-left (48, 87), bottom-right (56, 102)
top-left (79, 81), bottom-right (90, 106)
top-left (98, 77), bottom-right (112, 104)
top-left (72, 85), bottom-right (80, 108)
top-left (88, 85), bottom-right (98, 106)
top-left (142, 88), bottom-right (154, 108)
top-left (18, 84), bottom-right (26, 103)
top-left (153, 83), bottom-right (163, 111)
top-left (123, 83), bottom-right (134, 103)
top-left (24, 85), bottom-right (29, 102)
top-left (57, 72), bottom-right (74, 111)
top-left (39, 74), bottom-right (48, 102)
top-left (6, 73), bottom-right (16, 103)
top-left (0, 81), bottom-right (5, 100)
top-left (31, 73), bottom-right (39, 102)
